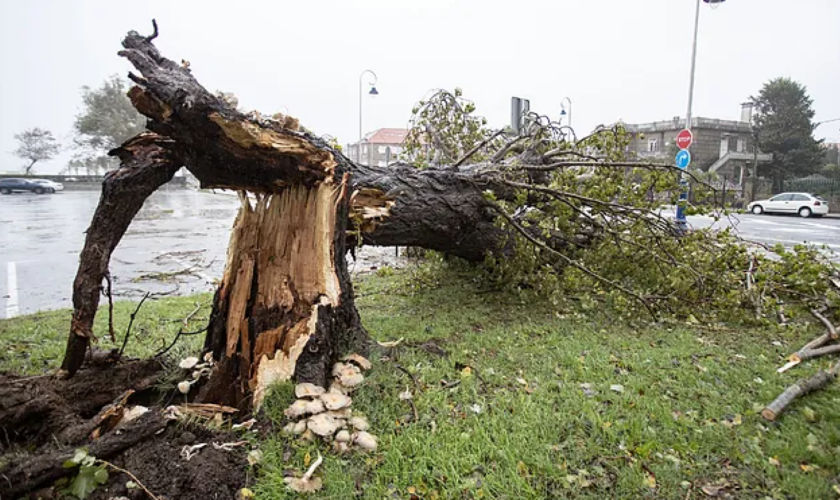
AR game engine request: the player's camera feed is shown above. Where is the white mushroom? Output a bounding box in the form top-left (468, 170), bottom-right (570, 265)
top-left (284, 453), bottom-right (323, 493)
top-left (335, 430), bottom-right (351, 443)
top-left (308, 413), bottom-right (341, 437)
top-left (292, 420), bottom-right (308, 435)
top-left (284, 398), bottom-right (325, 418)
top-left (335, 364), bottom-right (365, 388)
top-left (332, 362), bottom-right (352, 377)
top-left (295, 383), bottom-right (326, 399)
top-left (177, 381), bottom-right (192, 394)
top-left (329, 382), bottom-right (350, 395)
top-left (320, 392), bottom-right (352, 411)
top-left (326, 408), bottom-right (352, 419)
top-left (349, 416), bottom-right (370, 431)
top-left (284, 400), bottom-right (309, 418)
top-left (304, 399), bottom-right (326, 415)
top-left (332, 441), bottom-right (350, 454)
top-left (179, 356), bottom-right (200, 370)
top-left (353, 431), bottom-right (377, 451)
top-left (283, 422), bottom-right (296, 434)
top-left (342, 373), bottom-right (365, 387)
top-left (342, 354), bottom-right (372, 371)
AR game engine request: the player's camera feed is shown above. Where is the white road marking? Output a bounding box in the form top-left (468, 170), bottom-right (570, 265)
top-left (800, 222), bottom-right (840, 230)
top-left (751, 237), bottom-right (840, 250)
top-left (6, 262), bottom-right (19, 318)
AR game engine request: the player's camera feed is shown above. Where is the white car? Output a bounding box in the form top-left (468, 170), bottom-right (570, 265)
top-left (31, 179), bottom-right (65, 192)
top-left (747, 192), bottom-right (828, 218)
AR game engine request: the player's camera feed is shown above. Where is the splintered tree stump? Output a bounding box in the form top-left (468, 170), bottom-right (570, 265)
top-left (201, 181), bottom-right (365, 408)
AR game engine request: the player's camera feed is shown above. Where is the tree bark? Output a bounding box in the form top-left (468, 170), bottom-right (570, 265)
top-left (59, 133), bottom-right (181, 377)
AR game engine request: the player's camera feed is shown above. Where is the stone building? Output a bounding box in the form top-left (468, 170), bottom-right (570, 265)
top-left (623, 103), bottom-right (771, 186)
top-left (345, 128), bottom-right (409, 167)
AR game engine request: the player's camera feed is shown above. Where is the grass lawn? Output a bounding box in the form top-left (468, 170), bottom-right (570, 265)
top-left (3, 268), bottom-right (840, 498)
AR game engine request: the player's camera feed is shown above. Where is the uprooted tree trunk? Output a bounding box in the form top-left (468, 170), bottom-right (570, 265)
top-left (57, 25), bottom-right (534, 401)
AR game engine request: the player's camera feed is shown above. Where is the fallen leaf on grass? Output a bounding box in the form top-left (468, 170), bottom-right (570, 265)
top-left (610, 384), bottom-right (624, 393)
top-left (701, 485), bottom-right (723, 496)
top-left (768, 456), bottom-right (780, 467)
top-left (800, 463), bottom-right (819, 472)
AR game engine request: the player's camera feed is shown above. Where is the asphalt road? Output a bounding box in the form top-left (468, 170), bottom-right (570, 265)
top-left (0, 190), bottom-right (402, 319)
top-left (1, 191), bottom-right (838, 319)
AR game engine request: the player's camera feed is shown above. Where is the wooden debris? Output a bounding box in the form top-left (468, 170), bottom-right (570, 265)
top-left (763, 359), bottom-right (840, 421)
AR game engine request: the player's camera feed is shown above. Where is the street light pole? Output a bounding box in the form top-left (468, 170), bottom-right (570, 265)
top-left (358, 70), bottom-right (378, 164)
top-left (676, 0), bottom-right (724, 230)
top-left (685, 0), bottom-right (702, 130)
top-left (561, 97), bottom-right (572, 129)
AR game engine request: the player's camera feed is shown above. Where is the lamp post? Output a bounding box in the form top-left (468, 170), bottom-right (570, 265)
top-left (358, 70), bottom-right (378, 164)
top-left (676, 0), bottom-right (726, 230)
top-left (560, 97), bottom-right (572, 129)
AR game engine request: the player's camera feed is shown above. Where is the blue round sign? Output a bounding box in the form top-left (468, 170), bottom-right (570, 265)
top-left (675, 149), bottom-right (691, 170)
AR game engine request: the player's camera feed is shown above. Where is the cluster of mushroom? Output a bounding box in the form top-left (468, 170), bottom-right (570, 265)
top-left (177, 352), bottom-right (215, 395)
top-left (282, 354), bottom-right (377, 453)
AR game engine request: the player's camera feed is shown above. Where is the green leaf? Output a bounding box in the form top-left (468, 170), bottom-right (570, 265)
top-left (68, 465), bottom-right (100, 499)
top-left (94, 467), bottom-right (109, 484)
top-left (70, 448), bottom-right (89, 465)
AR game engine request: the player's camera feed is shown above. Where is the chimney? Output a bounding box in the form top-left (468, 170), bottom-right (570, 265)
top-left (740, 102), bottom-right (754, 123)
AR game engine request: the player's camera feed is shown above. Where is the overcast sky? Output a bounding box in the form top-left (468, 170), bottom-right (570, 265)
top-left (1, 0), bottom-right (838, 174)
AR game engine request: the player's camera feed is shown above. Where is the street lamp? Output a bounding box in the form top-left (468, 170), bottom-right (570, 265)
top-left (358, 69), bottom-right (378, 164)
top-left (676, 0), bottom-right (726, 230)
top-left (560, 97), bottom-right (572, 129)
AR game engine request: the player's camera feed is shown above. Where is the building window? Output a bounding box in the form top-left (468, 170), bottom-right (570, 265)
top-left (378, 160), bottom-right (386, 167)
top-left (362, 145), bottom-right (368, 154)
top-left (737, 139), bottom-right (746, 152)
top-left (378, 146), bottom-right (387, 154)
top-left (391, 146), bottom-right (402, 155)
top-left (648, 138), bottom-right (658, 152)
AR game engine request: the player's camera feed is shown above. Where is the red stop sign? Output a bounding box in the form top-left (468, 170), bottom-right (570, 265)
top-left (676, 129), bottom-right (693, 150)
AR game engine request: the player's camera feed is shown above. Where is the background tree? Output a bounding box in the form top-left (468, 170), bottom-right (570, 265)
top-left (12, 127), bottom-right (61, 175)
top-left (73, 75), bottom-right (146, 173)
top-left (751, 77), bottom-right (825, 192)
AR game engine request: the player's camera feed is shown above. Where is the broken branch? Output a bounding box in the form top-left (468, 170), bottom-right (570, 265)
top-left (118, 292), bottom-right (150, 359)
top-left (762, 359), bottom-right (840, 421)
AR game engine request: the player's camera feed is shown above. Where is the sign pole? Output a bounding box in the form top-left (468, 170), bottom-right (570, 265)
top-left (676, 0), bottom-right (703, 231)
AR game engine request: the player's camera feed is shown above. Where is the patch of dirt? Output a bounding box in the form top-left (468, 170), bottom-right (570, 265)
top-left (0, 359), bottom-right (249, 500)
top-left (89, 425), bottom-right (247, 500)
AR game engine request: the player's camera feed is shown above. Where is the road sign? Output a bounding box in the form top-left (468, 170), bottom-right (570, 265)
top-left (676, 129), bottom-right (693, 150)
top-left (676, 149), bottom-right (691, 170)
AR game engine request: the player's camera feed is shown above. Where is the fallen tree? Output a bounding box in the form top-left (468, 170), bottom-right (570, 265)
top-left (56, 22), bottom-right (840, 414)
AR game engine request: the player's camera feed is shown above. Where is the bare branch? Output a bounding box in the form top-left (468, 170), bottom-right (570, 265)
top-left (453, 129), bottom-right (505, 168)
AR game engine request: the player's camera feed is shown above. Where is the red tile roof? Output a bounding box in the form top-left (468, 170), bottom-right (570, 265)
top-left (364, 128), bottom-right (409, 144)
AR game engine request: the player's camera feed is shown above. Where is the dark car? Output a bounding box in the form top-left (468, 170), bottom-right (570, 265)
top-left (0, 178), bottom-right (51, 194)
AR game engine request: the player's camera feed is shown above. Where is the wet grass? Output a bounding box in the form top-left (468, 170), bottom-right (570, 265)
top-left (3, 269), bottom-right (840, 498)
top-left (257, 268), bottom-right (840, 499)
top-left (0, 294), bottom-right (211, 374)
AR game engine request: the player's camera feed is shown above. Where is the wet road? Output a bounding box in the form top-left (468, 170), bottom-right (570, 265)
top-left (0, 190), bottom-right (403, 318)
top-left (1, 191), bottom-right (838, 318)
